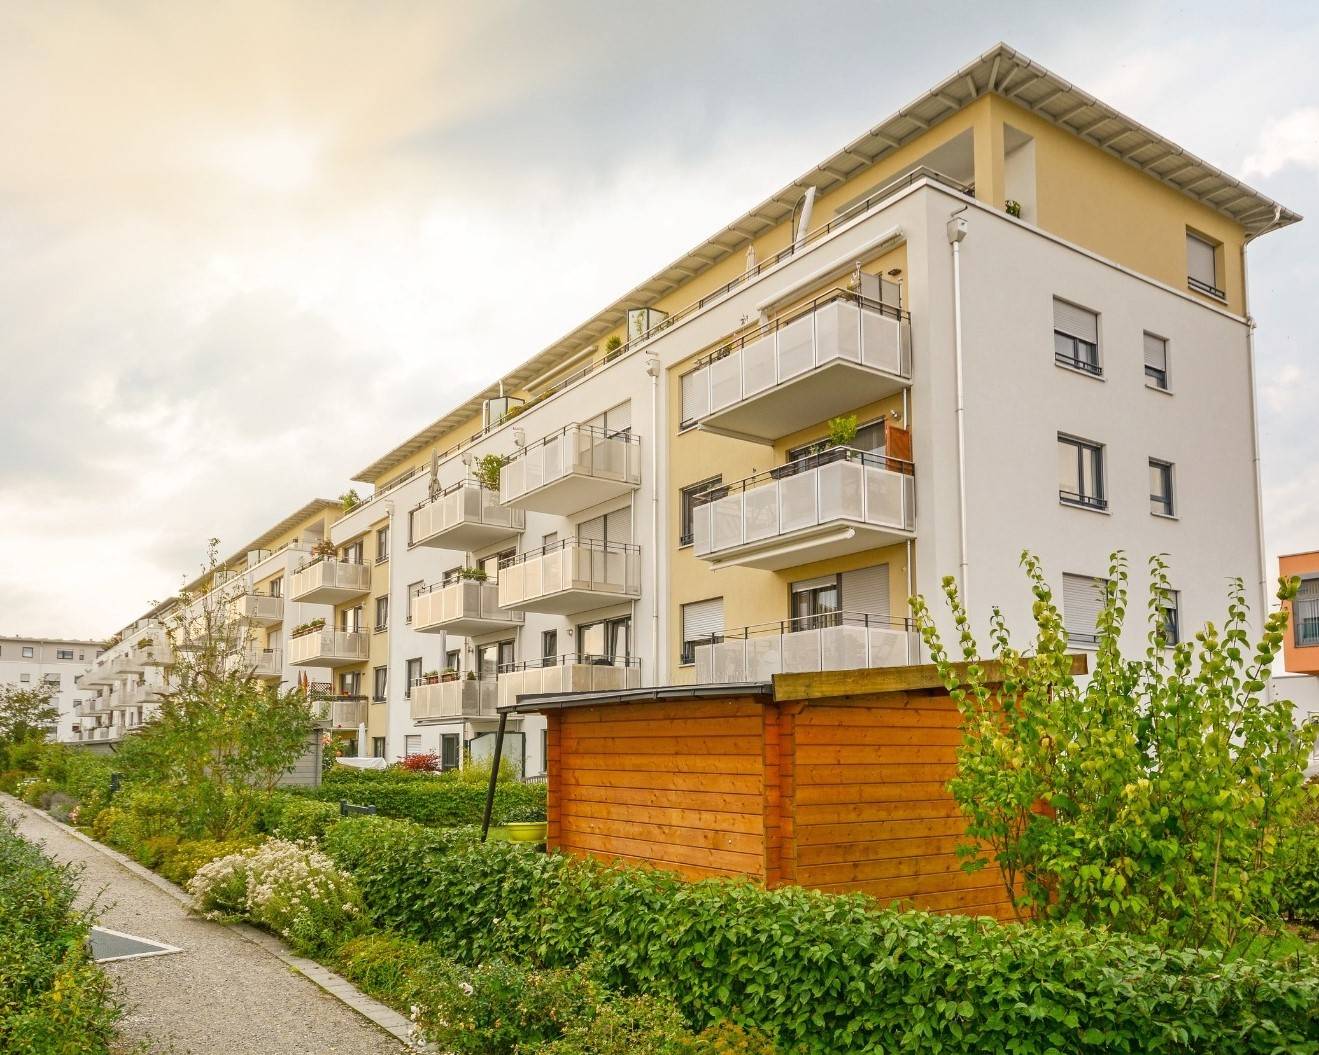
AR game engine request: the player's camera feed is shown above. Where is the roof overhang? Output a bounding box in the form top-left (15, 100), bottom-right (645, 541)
top-left (354, 41), bottom-right (1299, 484)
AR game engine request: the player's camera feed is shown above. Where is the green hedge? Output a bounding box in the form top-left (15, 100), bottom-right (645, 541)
top-left (327, 818), bottom-right (1319, 1055)
top-left (0, 819), bottom-right (120, 1053)
top-left (1281, 786), bottom-right (1319, 923)
top-left (301, 769), bottom-right (545, 827)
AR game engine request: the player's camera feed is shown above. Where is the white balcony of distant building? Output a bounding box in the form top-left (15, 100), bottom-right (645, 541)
top-left (410, 675), bottom-right (498, 722)
top-left (681, 289), bottom-right (911, 442)
top-left (288, 557), bottom-right (371, 605)
top-left (692, 448), bottom-right (915, 571)
top-left (499, 423), bottom-right (641, 516)
top-left (497, 539), bottom-right (641, 615)
top-left (409, 479), bottom-right (525, 550)
top-left (237, 592), bottom-right (284, 626)
top-left (693, 612), bottom-right (920, 683)
top-left (497, 655), bottom-right (642, 709)
top-left (311, 694), bottom-right (369, 730)
top-left (288, 628), bottom-right (369, 667)
top-left (242, 647), bottom-right (283, 680)
top-left (411, 576), bottom-right (523, 637)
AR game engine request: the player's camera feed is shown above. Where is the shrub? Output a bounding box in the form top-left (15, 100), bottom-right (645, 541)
top-left (46, 791), bottom-right (77, 824)
top-left (269, 796), bottom-right (341, 843)
top-left (1280, 784), bottom-right (1319, 923)
top-left (188, 839), bottom-right (366, 956)
top-left (159, 837), bottom-right (262, 886)
top-left (307, 769), bottom-right (545, 826)
top-left (399, 751), bottom-right (443, 772)
top-left (334, 838), bottom-right (1319, 1055)
top-left (0, 819), bottom-right (120, 1053)
top-left (90, 805), bottom-right (138, 852)
top-left (20, 777), bottom-right (56, 807)
top-left (36, 745), bottom-right (114, 815)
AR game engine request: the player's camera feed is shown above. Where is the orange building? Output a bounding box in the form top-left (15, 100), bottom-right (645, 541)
top-left (1281, 550), bottom-right (1319, 675)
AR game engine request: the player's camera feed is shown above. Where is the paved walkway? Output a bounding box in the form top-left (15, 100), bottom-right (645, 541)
top-left (3, 799), bottom-right (408, 1055)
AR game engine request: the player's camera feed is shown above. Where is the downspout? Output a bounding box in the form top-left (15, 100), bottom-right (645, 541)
top-left (383, 499), bottom-right (395, 757)
top-left (647, 357), bottom-right (661, 681)
top-left (480, 709), bottom-right (508, 842)
top-left (947, 209), bottom-right (971, 606)
top-left (1242, 205), bottom-right (1284, 687)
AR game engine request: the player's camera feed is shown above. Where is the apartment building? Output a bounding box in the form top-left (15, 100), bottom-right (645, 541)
top-left (0, 636), bottom-right (101, 742)
top-left (68, 44), bottom-right (1298, 772)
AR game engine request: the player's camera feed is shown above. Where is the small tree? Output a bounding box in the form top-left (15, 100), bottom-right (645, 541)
top-left (910, 551), bottom-right (1317, 946)
top-left (0, 683), bottom-right (59, 765)
top-left (118, 540), bottom-right (316, 837)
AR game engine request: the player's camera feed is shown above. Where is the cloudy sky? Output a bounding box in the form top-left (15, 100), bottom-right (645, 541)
top-left (1, 1), bottom-right (1316, 638)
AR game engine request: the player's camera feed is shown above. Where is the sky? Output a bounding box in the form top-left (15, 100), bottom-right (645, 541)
top-left (1, 1), bottom-right (1316, 638)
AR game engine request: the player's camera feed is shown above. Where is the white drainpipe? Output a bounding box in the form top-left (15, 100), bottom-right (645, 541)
top-left (947, 210), bottom-right (970, 606)
top-left (647, 357), bottom-right (661, 680)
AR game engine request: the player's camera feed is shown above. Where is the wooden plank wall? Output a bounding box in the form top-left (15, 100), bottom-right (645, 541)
top-left (548, 698), bottom-right (768, 881)
top-left (782, 688), bottom-right (1016, 920)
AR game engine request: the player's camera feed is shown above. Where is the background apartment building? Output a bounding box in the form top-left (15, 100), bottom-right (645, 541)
top-left (68, 45), bottom-right (1298, 771)
top-left (0, 636), bottom-right (101, 742)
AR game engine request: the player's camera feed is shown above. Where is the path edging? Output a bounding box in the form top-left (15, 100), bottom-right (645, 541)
top-left (1, 794), bottom-right (422, 1051)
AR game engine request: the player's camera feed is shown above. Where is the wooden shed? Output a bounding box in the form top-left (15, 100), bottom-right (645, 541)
top-left (497, 659), bottom-right (1084, 919)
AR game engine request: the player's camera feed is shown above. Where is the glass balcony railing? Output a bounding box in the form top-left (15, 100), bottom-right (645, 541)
top-left (412, 578), bottom-right (524, 636)
top-left (499, 423), bottom-right (641, 516)
top-left (496, 655), bottom-right (641, 709)
top-left (288, 558), bottom-right (371, 604)
top-left (497, 538), bottom-right (641, 615)
top-left (410, 675), bottom-right (498, 721)
top-left (288, 628), bottom-right (369, 667)
top-left (410, 478), bottom-right (524, 550)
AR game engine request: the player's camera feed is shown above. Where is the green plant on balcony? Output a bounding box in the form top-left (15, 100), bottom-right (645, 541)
top-left (458, 567), bottom-right (488, 582)
top-left (603, 334), bottom-right (624, 362)
top-left (339, 489), bottom-right (361, 513)
top-left (474, 454), bottom-right (509, 492)
top-left (291, 618), bottom-right (326, 640)
top-left (1005, 199), bottom-right (1022, 218)
top-left (311, 538), bottom-right (337, 559)
top-left (827, 414), bottom-right (859, 448)
top-left (423, 670), bottom-right (440, 685)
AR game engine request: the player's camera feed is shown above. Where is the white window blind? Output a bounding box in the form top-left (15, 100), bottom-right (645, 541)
top-left (1187, 233), bottom-right (1217, 286)
top-left (1063, 574), bottom-right (1106, 644)
top-left (605, 507), bottom-right (632, 544)
top-left (792, 574), bottom-right (837, 594)
top-left (404, 735), bottom-right (422, 757)
top-left (680, 372), bottom-right (699, 423)
top-left (1298, 577), bottom-right (1319, 601)
top-left (1144, 333), bottom-right (1167, 371)
top-left (841, 564), bottom-right (891, 620)
top-left (1053, 299), bottom-right (1098, 343)
top-left (605, 401), bottom-right (631, 434)
top-left (682, 597), bottom-right (725, 643)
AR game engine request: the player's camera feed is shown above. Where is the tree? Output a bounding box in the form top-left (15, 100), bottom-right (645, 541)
top-left (118, 539), bottom-right (317, 837)
top-left (910, 551), bottom-right (1318, 946)
top-left (0, 683), bottom-right (59, 764)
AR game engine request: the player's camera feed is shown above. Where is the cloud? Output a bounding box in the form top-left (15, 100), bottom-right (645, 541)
top-left (1244, 107), bottom-right (1319, 179)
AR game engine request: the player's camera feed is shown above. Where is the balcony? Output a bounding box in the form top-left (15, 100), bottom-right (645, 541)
top-left (497, 539), bottom-right (641, 615)
top-left (238, 593), bottom-right (284, 626)
top-left (242, 647), bottom-right (283, 680)
top-left (288, 628), bottom-right (369, 667)
top-left (693, 613), bottom-right (920, 683)
top-left (692, 448), bottom-right (915, 571)
top-left (410, 479), bottom-right (524, 551)
top-left (410, 676), bottom-right (498, 722)
top-left (288, 558), bottom-right (371, 605)
top-left (682, 290), bottom-right (911, 441)
top-left (411, 578), bottom-right (524, 637)
top-left (312, 695), bottom-right (368, 729)
top-left (497, 656), bottom-right (641, 709)
top-left (499, 423), bottom-right (641, 515)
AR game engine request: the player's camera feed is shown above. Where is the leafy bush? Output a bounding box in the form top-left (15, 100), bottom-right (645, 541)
top-left (0, 819), bottom-right (120, 1053)
top-left (398, 751), bottom-right (443, 772)
top-left (333, 838), bottom-right (1319, 1054)
top-left (306, 769), bottom-right (545, 826)
top-left (20, 778), bottom-right (56, 807)
top-left (36, 747), bottom-right (113, 816)
top-left (188, 839), bottom-right (365, 956)
top-left (159, 837), bottom-right (262, 886)
top-left (1280, 784), bottom-right (1319, 924)
top-left (268, 796), bottom-right (341, 843)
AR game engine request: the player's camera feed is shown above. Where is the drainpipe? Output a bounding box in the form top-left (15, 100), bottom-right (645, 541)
top-left (384, 499), bottom-right (395, 756)
top-left (947, 209), bottom-right (971, 608)
top-left (1242, 206), bottom-right (1284, 692)
top-left (647, 357), bottom-right (661, 681)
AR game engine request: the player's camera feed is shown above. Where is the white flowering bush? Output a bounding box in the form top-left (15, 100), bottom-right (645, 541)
top-left (187, 838), bottom-right (365, 955)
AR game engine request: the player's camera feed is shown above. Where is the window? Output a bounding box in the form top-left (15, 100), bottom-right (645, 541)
top-left (269, 576), bottom-right (283, 598)
top-left (788, 420), bottom-right (887, 462)
top-left (680, 370), bottom-right (701, 428)
top-left (1295, 578), bottom-right (1319, 646)
top-left (445, 648), bottom-right (461, 674)
top-left (841, 564), bottom-right (891, 621)
top-left (1187, 231), bottom-right (1222, 298)
top-left (440, 733), bottom-right (460, 770)
top-left (19, 673), bottom-right (29, 683)
top-left (43, 674), bottom-right (60, 685)
top-left (791, 575), bottom-right (841, 629)
top-left (1144, 333), bottom-right (1169, 390)
top-left (339, 671), bottom-right (361, 697)
top-left (1157, 589), bottom-right (1181, 646)
top-left (372, 666), bottom-right (388, 702)
top-left (21, 646), bottom-right (33, 659)
top-left (577, 508), bottom-right (631, 546)
top-left (372, 737), bottom-right (386, 759)
top-left (679, 476), bottom-right (722, 547)
top-left (1058, 435), bottom-right (1106, 510)
top-left (404, 735), bottom-right (422, 758)
top-left (406, 581), bottom-right (424, 623)
top-left (405, 658), bottom-right (422, 698)
top-left (480, 548), bottom-right (515, 580)
top-left (681, 598), bottom-right (725, 665)
top-left (1053, 299), bottom-right (1100, 375)
top-left (1149, 459), bottom-right (1175, 517)
top-left (341, 604), bottom-right (363, 632)
top-left (542, 630), bottom-right (558, 665)
top-left (56, 649), bottom-right (73, 660)
top-left (374, 595), bottom-right (389, 631)
top-left (343, 540), bottom-right (364, 564)
top-left (585, 401), bottom-right (632, 437)
top-left (1063, 573), bottom-right (1107, 647)
top-left (375, 526), bottom-right (389, 563)
top-left (477, 640), bottom-right (514, 675)
top-left (577, 617), bottom-right (631, 662)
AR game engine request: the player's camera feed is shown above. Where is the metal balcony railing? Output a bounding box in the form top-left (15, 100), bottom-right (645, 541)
top-left (692, 612), bottom-right (919, 682)
top-left (497, 538), bottom-right (642, 611)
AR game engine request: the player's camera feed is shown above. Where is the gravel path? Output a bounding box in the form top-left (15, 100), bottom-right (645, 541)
top-left (3, 799), bottom-right (407, 1055)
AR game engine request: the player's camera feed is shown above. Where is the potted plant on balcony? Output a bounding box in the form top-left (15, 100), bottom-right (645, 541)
top-left (441, 668), bottom-right (459, 682)
top-left (458, 567), bottom-right (489, 582)
top-left (603, 334), bottom-right (624, 362)
top-left (311, 538), bottom-right (337, 560)
top-left (474, 453), bottom-right (509, 492)
top-left (423, 670), bottom-right (440, 685)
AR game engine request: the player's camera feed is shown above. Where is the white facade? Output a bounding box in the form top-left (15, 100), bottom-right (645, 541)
top-left (0, 636), bottom-right (100, 742)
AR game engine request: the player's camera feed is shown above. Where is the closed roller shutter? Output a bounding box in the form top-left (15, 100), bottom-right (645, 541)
top-left (1053, 299), bottom-right (1098, 343)
top-left (1144, 333), bottom-right (1167, 371)
top-left (1063, 573), bottom-right (1106, 645)
top-left (841, 564), bottom-right (890, 620)
top-left (680, 371), bottom-right (699, 424)
top-left (682, 597), bottom-right (725, 664)
top-left (1187, 233), bottom-right (1217, 286)
top-left (605, 401), bottom-right (631, 435)
top-left (605, 507), bottom-right (632, 544)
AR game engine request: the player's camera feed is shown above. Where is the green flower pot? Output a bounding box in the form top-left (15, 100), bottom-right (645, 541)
top-left (495, 821), bottom-right (547, 844)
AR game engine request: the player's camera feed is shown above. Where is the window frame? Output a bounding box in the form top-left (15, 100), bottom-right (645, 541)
top-left (1158, 588), bottom-right (1181, 647)
top-left (1186, 230), bottom-right (1224, 300)
top-left (1149, 458), bottom-right (1175, 518)
top-left (374, 595), bottom-right (389, 632)
top-left (405, 657), bottom-right (422, 698)
top-left (679, 475), bottom-right (722, 547)
top-left (372, 665), bottom-right (388, 702)
top-left (375, 525), bottom-right (390, 564)
top-left (1143, 331), bottom-right (1170, 391)
top-left (1058, 434), bottom-right (1107, 511)
top-left (1052, 299), bottom-right (1102, 377)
